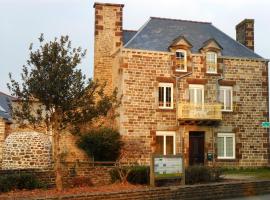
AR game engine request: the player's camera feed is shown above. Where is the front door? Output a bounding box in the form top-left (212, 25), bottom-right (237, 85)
top-left (189, 131), bottom-right (205, 165)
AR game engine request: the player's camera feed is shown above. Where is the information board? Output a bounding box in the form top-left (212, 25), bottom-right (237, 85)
top-left (150, 154), bottom-right (184, 186)
top-left (154, 157), bottom-right (183, 179)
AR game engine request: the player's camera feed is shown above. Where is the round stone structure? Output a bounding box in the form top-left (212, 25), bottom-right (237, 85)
top-left (2, 132), bottom-right (52, 169)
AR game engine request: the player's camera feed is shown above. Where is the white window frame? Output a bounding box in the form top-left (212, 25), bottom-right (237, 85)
top-left (175, 49), bottom-right (187, 72)
top-left (189, 84), bottom-right (204, 105)
top-left (219, 86), bottom-right (233, 112)
top-left (156, 131), bottom-right (176, 155)
top-left (217, 133), bottom-right (235, 159)
top-left (206, 52), bottom-right (217, 74)
top-left (158, 83), bottom-right (173, 109)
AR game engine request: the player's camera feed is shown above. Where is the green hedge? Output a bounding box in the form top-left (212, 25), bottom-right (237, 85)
top-left (77, 128), bottom-right (122, 161)
top-left (0, 173), bottom-right (44, 193)
top-left (110, 166), bottom-right (150, 184)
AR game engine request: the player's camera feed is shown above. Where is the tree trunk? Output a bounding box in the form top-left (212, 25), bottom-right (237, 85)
top-left (52, 113), bottom-right (63, 191)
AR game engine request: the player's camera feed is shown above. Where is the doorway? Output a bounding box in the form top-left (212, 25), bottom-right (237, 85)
top-left (189, 131), bottom-right (205, 165)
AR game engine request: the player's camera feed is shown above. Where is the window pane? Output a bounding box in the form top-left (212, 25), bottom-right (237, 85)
top-left (219, 89), bottom-right (225, 110)
top-left (226, 137), bottom-right (233, 157)
top-left (166, 87), bottom-right (171, 107)
top-left (189, 88), bottom-right (195, 104)
top-left (156, 136), bottom-right (164, 155)
top-left (196, 89), bottom-right (203, 104)
top-left (225, 89), bottom-right (232, 110)
top-left (217, 137), bottom-right (224, 157)
top-left (159, 87), bottom-right (164, 107)
top-left (166, 136), bottom-right (174, 155)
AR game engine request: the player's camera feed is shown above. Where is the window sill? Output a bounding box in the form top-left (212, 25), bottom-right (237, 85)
top-left (205, 72), bottom-right (220, 76)
top-left (156, 108), bottom-right (176, 112)
top-left (175, 70), bottom-right (187, 73)
top-left (216, 158), bottom-right (236, 162)
top-left (221, 110), bottom-right (233, 113)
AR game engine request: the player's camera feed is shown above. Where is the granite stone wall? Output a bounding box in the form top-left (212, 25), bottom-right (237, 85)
top-left (1, 132), bottom-right (52, 169)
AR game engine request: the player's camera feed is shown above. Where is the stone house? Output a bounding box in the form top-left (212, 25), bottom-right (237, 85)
top-left (94, 2), bottom-right (269, 167)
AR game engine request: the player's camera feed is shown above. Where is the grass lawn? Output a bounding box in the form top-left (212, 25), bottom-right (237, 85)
top-left (223, 167), bottom-right (270, 180)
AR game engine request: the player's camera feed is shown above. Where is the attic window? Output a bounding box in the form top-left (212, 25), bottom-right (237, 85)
top-left (206, 52), bottom-right (217, 73)
top-left (175, 50), bottom-right (187, 72)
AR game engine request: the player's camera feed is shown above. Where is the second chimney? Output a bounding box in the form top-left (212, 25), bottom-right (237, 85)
top-left (236, 19), bottom-right (254, 51)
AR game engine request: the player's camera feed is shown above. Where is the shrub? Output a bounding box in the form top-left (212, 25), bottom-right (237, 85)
top-left (0, 173), bottom-right (43, 193)
top-left (110, 166), bottom-right (150, 185)
top-left (77, 128), bottom-right (122, 161)
top-left (185, 165), bottom-right (223, 184)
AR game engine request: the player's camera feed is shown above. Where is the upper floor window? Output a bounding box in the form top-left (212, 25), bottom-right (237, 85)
top-left (206, 52), bottom-right (217, 73)
top-left (217, 133), bottom-right (235, 159)
top-left (155, 131), bottom-right (176, 155)
top-left (219, 86), bottom-right (233, 112)
top-left (158, 83), bottom-right (173, 109)
top-left (175, 49), bottom-right (187, 72)
top-left (189, 84), bottom-right (204, 105)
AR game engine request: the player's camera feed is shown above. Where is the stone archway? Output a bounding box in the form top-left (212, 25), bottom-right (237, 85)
top-left (2, 132), bottom-right (52, 169)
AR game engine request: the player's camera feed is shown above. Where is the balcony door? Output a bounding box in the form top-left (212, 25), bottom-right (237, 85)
top-left (189, 84), bottom-right (204, 105)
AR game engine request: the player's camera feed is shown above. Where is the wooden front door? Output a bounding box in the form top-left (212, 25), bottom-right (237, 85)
top-left (189, 131), bottom-right (205, 165)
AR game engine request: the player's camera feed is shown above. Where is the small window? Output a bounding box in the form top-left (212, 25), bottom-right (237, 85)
top-left (158, 83), bottom-right (173, 109)
top-left (155, 131), bottom-right (175, 155)
top-left (206, 52), bottom-right (217, 73)
top-left (219, 86), bottom-right (233, 111)
top-left (175, 50), bottom-right (187, 72)
top-left (217, 133), bottom-right (235, 159)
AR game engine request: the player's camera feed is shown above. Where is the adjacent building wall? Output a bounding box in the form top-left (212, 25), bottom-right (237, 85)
top-left (93, 3), bottom-right (124, 94)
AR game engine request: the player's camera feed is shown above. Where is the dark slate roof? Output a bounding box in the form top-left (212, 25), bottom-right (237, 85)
top-left (124, 17), bottom-right (262, 59)
top-left (0, 92), bottom-right (16, 122)
top-left (123, 30), bottom-right (137, 45)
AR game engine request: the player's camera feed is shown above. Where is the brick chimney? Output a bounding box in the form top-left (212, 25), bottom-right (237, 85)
top-left (236, 19), bottom-right (254, 51)
top-left (93, 2), bottom-right (124, 94)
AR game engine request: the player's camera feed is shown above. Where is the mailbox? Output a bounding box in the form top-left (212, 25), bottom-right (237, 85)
top-left (207, 153), bottom-right (213, 161)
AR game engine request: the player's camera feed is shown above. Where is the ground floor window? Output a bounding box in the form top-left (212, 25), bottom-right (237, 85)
top-left (217, 133), bottom-right (235, 159)
top-left (155, 131), bottom-right (175, 155)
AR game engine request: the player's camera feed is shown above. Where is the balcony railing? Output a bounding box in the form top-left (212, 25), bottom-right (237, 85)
top-left (178, 103), bottom-right (222, 121)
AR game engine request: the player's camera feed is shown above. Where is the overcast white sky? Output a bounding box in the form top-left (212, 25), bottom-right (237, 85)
top-left (0, 0), bottom-right (270, 94)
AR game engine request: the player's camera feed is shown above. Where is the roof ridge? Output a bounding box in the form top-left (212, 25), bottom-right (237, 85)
top-left (150, 17), bottom-right (211, 24)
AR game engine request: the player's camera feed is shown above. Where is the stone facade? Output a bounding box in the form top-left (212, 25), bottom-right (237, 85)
top-left (94, 3), bottom-right (269, 167)
top-left (2, 132), bottom-right (52, 169)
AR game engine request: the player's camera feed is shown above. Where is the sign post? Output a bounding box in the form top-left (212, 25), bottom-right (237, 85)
top-left (150, 154), bottom-right (184, 187)
top-left (261, 122), bottom-right (270, 128)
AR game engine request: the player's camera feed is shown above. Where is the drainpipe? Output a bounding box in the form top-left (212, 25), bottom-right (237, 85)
top-left (214, 63), bottom-right (225, 165)
top-left (171, 61), bottom-right (194, 168)
top-left (216, 63), bottom-right (225, 101)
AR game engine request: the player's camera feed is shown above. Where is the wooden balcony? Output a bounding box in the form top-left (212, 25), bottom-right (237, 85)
top-left (178, 103), bottom-right (222, 125)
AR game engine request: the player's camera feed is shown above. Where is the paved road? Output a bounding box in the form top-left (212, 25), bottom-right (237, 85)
top-left (224, 194), bottom-right (270, 200)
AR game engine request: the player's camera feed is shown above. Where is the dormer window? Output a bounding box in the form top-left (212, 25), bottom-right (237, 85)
top-left (206, 52), bottom-right (217, 73)
top-left (175, 49), bottom-right (187, 72)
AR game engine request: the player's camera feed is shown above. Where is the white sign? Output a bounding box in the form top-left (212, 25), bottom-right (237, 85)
top-left (154, 157), bottom-right (182, 178)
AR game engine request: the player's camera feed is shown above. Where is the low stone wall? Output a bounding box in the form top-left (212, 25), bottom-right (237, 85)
top-left (62, 162), bottom-right (113, 186)
top-left (0, 169), bottom-right (55, 187)
top-left (0, 162), bottom-right (113, 188)
top-left (22, 180), bottom-right (270, 200)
